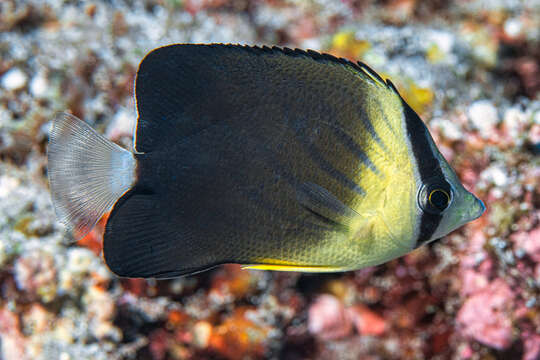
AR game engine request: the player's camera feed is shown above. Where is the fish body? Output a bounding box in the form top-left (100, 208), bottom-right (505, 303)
top-left (48, 44), bottom-right (485, 278)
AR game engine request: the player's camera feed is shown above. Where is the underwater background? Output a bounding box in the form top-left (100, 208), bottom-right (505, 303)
top-left (0, 0), bottom-right (539, 359)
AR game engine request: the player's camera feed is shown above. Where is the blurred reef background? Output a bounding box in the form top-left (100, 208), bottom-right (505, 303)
top-left (0, 0), bottom-right (539, 359)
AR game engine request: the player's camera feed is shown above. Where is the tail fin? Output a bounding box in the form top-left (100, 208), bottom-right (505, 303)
top-left (47, 112), bottom-right (136, 240)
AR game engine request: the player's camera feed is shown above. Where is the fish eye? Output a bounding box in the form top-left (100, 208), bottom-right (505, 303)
top-left (418, 181), bottom-right (453, 215)
top-left (428, 189), bottom-right (450, 211)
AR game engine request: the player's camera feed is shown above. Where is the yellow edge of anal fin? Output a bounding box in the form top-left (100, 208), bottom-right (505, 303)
top-left (241, 264), bottom-right (344, 272)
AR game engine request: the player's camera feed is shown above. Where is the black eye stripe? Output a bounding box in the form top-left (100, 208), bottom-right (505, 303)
top-left (401, 101), bottom-right (444, 247)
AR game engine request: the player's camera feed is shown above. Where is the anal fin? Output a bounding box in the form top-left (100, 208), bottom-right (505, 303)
top-left (241, 264), bottom-right (344, 272)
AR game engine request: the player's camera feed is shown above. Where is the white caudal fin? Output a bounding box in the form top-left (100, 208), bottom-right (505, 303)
top-left (47, 112), bottom-right (136, 241)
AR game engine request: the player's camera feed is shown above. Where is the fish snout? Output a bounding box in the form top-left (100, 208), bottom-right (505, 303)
top-left (464, 193), bottom-right (485, 222)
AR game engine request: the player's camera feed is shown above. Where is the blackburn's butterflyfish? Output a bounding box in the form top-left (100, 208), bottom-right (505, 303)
top-left (47, 44), bottom-right (485, 278)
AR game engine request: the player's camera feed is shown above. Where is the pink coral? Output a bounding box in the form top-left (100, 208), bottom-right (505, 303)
top-left (308, 294), bottom-right (352, 340)
top-left (512, 228), bottom-right (540, 262)
top-left (523, 333), bottom-right (540, 360)
top-left (457, 279), bottom-right (514, 350)
top-left (461, 269), bottom-right (489, 296)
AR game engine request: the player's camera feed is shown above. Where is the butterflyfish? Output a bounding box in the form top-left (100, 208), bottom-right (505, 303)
top-left (48, 44), bottom-right (485, 278)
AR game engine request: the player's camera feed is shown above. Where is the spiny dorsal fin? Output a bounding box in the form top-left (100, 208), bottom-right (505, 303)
top-left (356, 61), bottom-right (388, 87)
top-left (385, 78), bottom-right (401, 96)
top-left (134, 43), bottom-right (403, 154)
top-left (233, 44), bottom-right (393, 90)
top-left (147, 43), bottom-right (396, 93)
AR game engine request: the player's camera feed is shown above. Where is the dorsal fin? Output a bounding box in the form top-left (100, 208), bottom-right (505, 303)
top-left (356, 61), bottom-right (388, 87)
top-left (385, 78), bottom-right (401, 96)
top-left (235, 44), bottom-right (392, 90)
top-left (134, 43), bottom-right (401, 153)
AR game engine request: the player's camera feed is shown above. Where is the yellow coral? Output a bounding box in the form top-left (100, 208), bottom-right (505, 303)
top-left (426, 43), bottom-right (445, 63)
top-left (330, 31), bottom-right (371, 59)
top-left (396, 81), bottom-right (434, 115)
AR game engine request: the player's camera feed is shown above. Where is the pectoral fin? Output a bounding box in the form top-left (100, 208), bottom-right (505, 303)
top-left (297, 182), bottom-right (361, 228)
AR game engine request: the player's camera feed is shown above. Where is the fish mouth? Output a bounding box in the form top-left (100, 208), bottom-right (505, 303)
top-left (453, 193), bottom-right (485, 230)
top-left (470, 196), bottom-right (486, 220)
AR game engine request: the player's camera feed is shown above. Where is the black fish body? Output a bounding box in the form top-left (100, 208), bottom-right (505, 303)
top-left (48, 44), bottom-right (485, 278)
